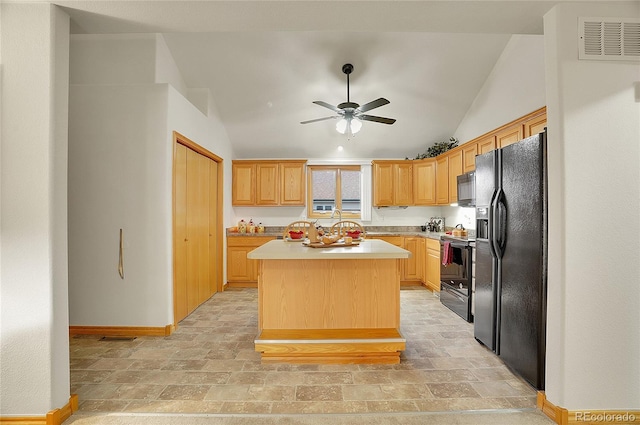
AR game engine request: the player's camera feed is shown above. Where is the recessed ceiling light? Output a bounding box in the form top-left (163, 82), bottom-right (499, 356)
top-left (337, 146), bottom-right (344, 151)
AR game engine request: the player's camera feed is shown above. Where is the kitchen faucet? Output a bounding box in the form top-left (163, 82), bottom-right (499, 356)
top-left (331, 208), bottom-right (342, 222)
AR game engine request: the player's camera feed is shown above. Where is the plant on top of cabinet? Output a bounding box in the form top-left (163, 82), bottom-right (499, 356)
top-left (408, 137), bottom-right (459, 160)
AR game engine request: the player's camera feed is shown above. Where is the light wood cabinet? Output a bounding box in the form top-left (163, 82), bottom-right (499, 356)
top-left (372, 161), bottom-right (414, 206)
top-left (256, 162), bottom-right (279, 205)
top-left (232, 160), bottom-right (306, 206)
top-left (425, 238), bottom-right (441, 292)
top-left (435, 156), bottom-right (449, 205)
top-left (447, 147), bottom-right (463, 203)
top-left (413, 159), bottom-right (436, 205)
top-left (227, 236), bottom-right (276, 285)
top-left (477, 134), bottom-right (497, 155)
top-left (232, 162), bottom-right (255, 205)
top-left (497, 123), bottom-right (524, 149)
top-left (524, 113), bottom-right (547, 137)
top-left (280, 162), bottom-right (306, 205)
top-left (462, 143), bottom-right (478, 173)
top-left (403, 237), bottom-right (424, 282)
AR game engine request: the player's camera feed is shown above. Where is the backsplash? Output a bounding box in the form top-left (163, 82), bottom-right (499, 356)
top-left (232, 205), bottom-right (476, 230)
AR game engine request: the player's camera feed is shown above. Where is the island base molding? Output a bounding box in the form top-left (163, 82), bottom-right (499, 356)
top-left (0, 394), bottom-right (78, 425)
top-left (537, 392), bottom-right (640, 424)
top-left (255, 328), bottom-right (406, 364)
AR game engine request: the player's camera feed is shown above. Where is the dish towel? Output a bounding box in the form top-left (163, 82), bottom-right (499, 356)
top-left (442, 241), bottom-right (453, 267)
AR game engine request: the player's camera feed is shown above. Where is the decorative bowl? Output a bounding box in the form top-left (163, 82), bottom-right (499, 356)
top-left (288, 230), bottom-right (305, 239)
top-left (346, 230), bottom-right (362, 239)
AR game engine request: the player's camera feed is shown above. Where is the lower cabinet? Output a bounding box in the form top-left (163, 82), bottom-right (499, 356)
top-left (425, 238), bottom-right (441, 292)
top-left (403, 237), bottom-right (424, 282)
top-left (227, 236), bottom-right (275, 286)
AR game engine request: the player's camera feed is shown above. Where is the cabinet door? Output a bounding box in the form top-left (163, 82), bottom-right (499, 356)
top-left (232, 162), bottom-right (255, 205)
top-left (227, 246), bottom-right (254, 282)
top-left (447, 148), bottom-right (463, 203)
top-left (524, 113), bottom-right (547, 137)
top-left (280, 162), bottom-right (306, 205)
top-left (425, 239), bottom-right (441, 292)
top-left (403, 237), bottom-right (424, 281)
top-left (436, 156), bottom-right (449, 205)
top-left (256, 163), bottom-right (279, 205)
top-left (413, 159), bottom-right (436, 205)
top-left (394, 163), bottom-right (414, 206)
top-left (497, 124), bottom-right (524, 149)
top-left (462, 143), bottom-right (478, 173)
top-left (373, 163), bottom-right (395, 206)
top-left (477, 135), bottom-right (497, 154)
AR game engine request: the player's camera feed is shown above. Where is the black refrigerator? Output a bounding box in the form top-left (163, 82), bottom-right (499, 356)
top-left (474, 130), bottom-right (548, 390)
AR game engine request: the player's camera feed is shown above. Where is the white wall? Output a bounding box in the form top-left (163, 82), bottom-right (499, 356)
top-left (68, 84), bottom-right (172, 326)
top-left (68, 33), bottom-right (234, 328)
top-left (0, 3), bottom-right (70, 415)
top-left (454, 34), bottom-right (546, 143)
top-left (544, 2), bottom-right (640, 410)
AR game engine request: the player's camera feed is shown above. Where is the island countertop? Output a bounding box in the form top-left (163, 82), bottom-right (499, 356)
top-left (247, 238), bottom-right (410, 260)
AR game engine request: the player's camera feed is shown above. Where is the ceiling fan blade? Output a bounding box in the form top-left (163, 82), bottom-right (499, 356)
top-left (357, 98), bottom-right (390, 113)
top-left (300, 116), bottom-right (338, 124)
top-left (359, 115), bottom-right (396, 125)
top-left (312, 101), bottom-right (341, 113)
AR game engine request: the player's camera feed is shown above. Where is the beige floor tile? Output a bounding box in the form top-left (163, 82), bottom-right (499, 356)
top-left (342, 384), bottom-right (386, 400)
top-left (295, 385), bottom-right (343, 401)
top-left (220, 401), bottom-right (272, 413)
top-left (157, 384), bottom-right (211, 400)
top-left (427, 383), bottom-right (482, 399)
top-left (366, 400), bottom-right (420, 412)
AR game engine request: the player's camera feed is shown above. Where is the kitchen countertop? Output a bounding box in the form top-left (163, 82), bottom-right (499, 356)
top-left (227, 226), bottom-right (445, 240)
top-left (247, 238), bottom-right (410, 260)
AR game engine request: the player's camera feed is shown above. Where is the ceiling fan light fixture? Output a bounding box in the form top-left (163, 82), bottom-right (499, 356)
top-left (336, 118), bottom-right (348, 134)
top-left (350, 117), bottom-right (362, 134)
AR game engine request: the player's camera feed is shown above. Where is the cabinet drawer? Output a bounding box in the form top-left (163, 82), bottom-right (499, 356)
top-left (426, 238), bottom-right (440, 251)
top-left (227, 236), bottom-right (275, 247)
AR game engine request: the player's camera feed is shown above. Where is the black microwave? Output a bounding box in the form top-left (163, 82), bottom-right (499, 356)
top-left (456, 171), bottom-right (475, 207)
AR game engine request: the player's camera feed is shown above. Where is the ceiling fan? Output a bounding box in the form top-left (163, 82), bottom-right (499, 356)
top-left (301, 63), bottom-right (396, 135)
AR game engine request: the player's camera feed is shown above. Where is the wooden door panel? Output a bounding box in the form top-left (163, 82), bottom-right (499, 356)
top-left (436, 157), bottom-right (449, 205)
top-left (462, 143), bottom-right (478, 173)
top-left (232, 163), bottom-right (255, 205)
top-left (196, 153), bottom-right (211, 305)
top-left (413, 160), bottom-right (436, 205)
top-left (373, 163), bottom-right (394, 206)
top-left (209, 160), bottom-right (219, 296)
top-left (174, 144), bottom-right (188, 322)
top-left (280, 162), bottom-right (305, 205)
top-left (395, 163), bottom-right (414, 205)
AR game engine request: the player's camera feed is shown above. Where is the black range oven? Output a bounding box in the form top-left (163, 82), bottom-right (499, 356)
top-left (440, 236), bottom-right (474, 322)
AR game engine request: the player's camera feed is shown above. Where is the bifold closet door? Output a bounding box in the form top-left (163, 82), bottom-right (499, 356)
top-left (175, 143), bottom-right (218, 323)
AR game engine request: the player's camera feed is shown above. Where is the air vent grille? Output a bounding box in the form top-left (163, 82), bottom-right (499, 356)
top-left (579, 17), bottom-right (640, 61)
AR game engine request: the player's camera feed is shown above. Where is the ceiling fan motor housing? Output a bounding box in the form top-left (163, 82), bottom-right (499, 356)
top-left (342, 63), bottom-right (354, 75)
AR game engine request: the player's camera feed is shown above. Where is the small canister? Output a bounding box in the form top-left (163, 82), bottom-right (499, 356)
top-left (238, 219), bottom-right (247, 233)
top-left (257, 223), bottom-right (265, 233)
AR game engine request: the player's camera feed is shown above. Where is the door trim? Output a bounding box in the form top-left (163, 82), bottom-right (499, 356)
top-left (172, 131), bottom-right (224, 326)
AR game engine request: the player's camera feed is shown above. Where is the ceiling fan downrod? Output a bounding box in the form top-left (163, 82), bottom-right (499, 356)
top-left (342, 63), bottom-right (353, 103)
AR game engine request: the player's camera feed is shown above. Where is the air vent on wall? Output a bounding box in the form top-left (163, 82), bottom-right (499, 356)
top-left (579, 17), bottom-right (640, 61)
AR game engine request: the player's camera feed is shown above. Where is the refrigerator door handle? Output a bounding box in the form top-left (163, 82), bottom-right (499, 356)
top-left (492, 188), bottom-right (506, 259)
top-left (488, 191), bottom-right (498, 258)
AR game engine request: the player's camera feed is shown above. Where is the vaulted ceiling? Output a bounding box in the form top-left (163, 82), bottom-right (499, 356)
top-left (55, 1), bottom-right (561, 159)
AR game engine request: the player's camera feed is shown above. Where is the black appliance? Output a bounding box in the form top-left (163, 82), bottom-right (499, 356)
top-left (456, 171), bottom-right (476, 207)
top-left (474, 131), bottom-right (547, 390)
top-left (439, 236), bottom-right (473, 322)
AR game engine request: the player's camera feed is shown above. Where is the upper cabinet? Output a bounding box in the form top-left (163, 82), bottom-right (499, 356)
top-left (447, 147), bottom-right (463, 204)
top-left (372, 160), bottom-right (414, 206)
top-left (413, 159), bottom-right (436, 205)
top-left (232, 160), bottom-right (307, 206)
top-left (477, 134), bottom-right (497, 155)
top-left (496, 124), bottom-right (524, 149)
top-left (462, 143), bottom-right (478, 174)
top-left (435, 156), bottom-right (449, 205)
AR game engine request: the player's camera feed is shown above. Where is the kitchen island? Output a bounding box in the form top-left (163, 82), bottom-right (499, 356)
top-left (247, 239), bottom-right (410, 364)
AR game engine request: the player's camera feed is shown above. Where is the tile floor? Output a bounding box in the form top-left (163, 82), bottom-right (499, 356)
top-left (70, 287), bottom-right (537, 414)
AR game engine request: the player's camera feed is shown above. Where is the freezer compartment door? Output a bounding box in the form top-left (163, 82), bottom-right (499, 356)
top-left (473, 239), bottom-right (496, 351)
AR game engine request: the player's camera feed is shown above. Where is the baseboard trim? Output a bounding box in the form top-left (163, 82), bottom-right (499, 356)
top-left (0, 394), bottom-right (78, 425)
top-left (538, 391), bottom-right (640, 424)
top-left (225, 282), bottom-right (257, 289)
top-left (69, 324), bottom-right (174, 337)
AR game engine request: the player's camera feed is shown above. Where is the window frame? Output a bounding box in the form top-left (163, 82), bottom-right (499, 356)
top-left (306, 165), bottom-right (362, 220)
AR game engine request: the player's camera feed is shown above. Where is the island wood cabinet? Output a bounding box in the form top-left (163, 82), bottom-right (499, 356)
top-left (227, 236), bottom-right (276, 286)
top-left (425, 238), bottom-right (441, 292)
top-left (372, 161), bottom-right (413, 206)
top-left (232, 160), bottom-right (306, 206)
top-left (413, 159), bottom-right (436, 205)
